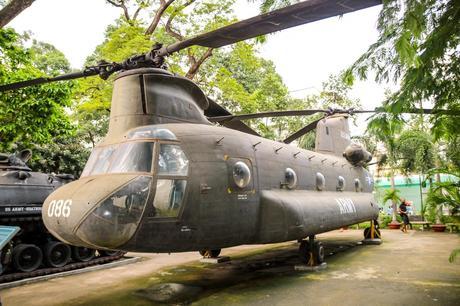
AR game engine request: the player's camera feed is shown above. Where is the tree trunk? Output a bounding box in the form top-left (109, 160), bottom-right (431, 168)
top-left (0, 0), bottom-right (36, 28)
top-left (390, 174), bottom-right (399, 223)
top-left (145, 0), bottom-right (176, 36)
top-left (435, 172), bottom-right (442, 224)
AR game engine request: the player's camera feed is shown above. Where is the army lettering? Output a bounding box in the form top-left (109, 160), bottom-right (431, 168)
top-left (47, 199), bottom-right (72, 218)
top-left (336, 198), bottom-right (356, 214)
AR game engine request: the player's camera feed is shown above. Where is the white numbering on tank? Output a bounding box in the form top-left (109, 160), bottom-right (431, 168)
top-left (47, 199), bottom-right (72, 217)
top-left (336, 198), bottom-right (356, 214)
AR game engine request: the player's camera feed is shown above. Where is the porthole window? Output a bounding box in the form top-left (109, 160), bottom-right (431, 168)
top-left (354, 178), bottom-right (361, 192)
top-left (285, 168), bottom-right (297, 189)
top-left (337, 176), bottom-right (345, 191)
top-left (316, 172), bottom-right (325, 191)
top-left (233, 161), bottom-right (251, 188)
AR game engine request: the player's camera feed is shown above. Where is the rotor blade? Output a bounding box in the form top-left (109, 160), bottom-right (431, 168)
top-left (159, 0), bottom-right (382, 55)
top-left (205, 98), bottom-right (261, 136)
top-left (283, 117), bottom-right (323, 144)
top-left (208, 109), bottom-right (327, 122)
top-left (0, 68), bottom-right (102, 92)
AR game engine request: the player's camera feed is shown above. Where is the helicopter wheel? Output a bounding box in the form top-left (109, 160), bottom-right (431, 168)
top-left (99, 250), bottom-right (126, 257)
top-left (364, 227), bottom-right (381, 239)
top-left (72, 246), bottom-right (96, 262)
top-left (298, 241), bottom-right (313, 264)
top-left (43, 241), bottom-right (71, 268)
top-left (299, 237), bottom-right (324, 266)
top-left (12, 244), bottom-right (43, 272)
top-left (313, 242), bottom-right (325, 264)
top-left (199, 249), bottom-right (221, 258)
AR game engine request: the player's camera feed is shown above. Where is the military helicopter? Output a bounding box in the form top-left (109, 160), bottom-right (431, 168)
top-left (0, 0), bottom-right (417, 266)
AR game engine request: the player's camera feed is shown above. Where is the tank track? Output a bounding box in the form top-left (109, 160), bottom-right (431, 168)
top-left (0, 252), bottom-right (124, 283)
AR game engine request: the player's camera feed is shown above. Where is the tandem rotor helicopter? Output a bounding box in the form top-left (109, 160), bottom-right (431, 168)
top-left (2, 0), bottom-right (451, 266)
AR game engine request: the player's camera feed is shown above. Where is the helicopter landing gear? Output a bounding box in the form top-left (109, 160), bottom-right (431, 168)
top-left (362, 220), bottom-right (382, 245)
top-left (199, 249), bottom-right (229, 263)
top-left (199, 249), bottom-right (221, 258)
top-left (297, 235), bottom-right (326, 270)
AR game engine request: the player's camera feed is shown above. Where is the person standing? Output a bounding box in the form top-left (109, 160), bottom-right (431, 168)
top-left (399, 198), bottom-right (412, 233)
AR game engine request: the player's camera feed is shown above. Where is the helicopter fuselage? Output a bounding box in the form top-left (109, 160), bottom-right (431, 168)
top-left (43, 122), bottom-right (378, 253)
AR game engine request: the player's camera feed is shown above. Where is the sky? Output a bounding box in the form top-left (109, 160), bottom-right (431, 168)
top-left (9, 0), bottom-right (390, 135)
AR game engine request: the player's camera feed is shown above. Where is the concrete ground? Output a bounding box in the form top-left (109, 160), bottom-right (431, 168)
top-left (0, 229), bottom-right (459, 306)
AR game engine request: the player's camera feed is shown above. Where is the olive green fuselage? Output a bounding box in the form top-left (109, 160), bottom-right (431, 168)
top-left (42, 68), bottom-right (378, 253)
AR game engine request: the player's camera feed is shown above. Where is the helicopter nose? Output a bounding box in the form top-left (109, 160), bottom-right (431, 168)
top-left (75, 175), bottom-right (151, 249)
top-left (43, 174), bottom-right (144, 248)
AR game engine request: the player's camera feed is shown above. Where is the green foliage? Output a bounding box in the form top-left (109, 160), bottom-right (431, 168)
top-left (366, 105), bottom-right (403, 170)
top-left (383, 188), bottom-right (401, 204)
top-left (445, 135), bottom-right (460, 169)
top-left (449, 248), bottom-right (460, 263)
top-left (396, 129), bottom-right (435, 174)
top-left (250, 0), bottom-right (296, 13)
top-left (0, 28), bottom-right (74, 151)
top-left (345, 0), bottom-right (460, 139)
top-left (425, 168), bottom-right (460, 219)
top-left (29, 40), bottom-right (71, 75)
top-left (16, 136), bottom-right (90, 176)
top-left (379, 212), bottom-right (393, 228)
top-left (74, 21), bottom-right (153, 144)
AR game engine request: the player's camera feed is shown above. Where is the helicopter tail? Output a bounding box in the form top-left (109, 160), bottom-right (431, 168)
top-left (315, 114), bottom-right (351, 157)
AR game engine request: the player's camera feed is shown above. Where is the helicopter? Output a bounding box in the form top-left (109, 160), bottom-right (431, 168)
top-left (0, 0), bottom-right (413, 266)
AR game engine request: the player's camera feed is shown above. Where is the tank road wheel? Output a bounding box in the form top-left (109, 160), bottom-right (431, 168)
top-left (12, 244), bottom-right (43, 272)
top-left (72, 246), bottom-right (96, 262)
top-left (199, 249), bottom-right (221, 258)
top-left (43, 241), bottom-right (71, 268)
top-left (99, 250), bottom-right (126, 257)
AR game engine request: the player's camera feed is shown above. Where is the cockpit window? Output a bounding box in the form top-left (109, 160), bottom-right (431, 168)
top-left (81, 142), bottom-right (154, 177)
top-left (127, 126), bottom-right (177, 140)
top-left (158, 144), bottom-right (189, 176)
top-left (109, 142), bottom-right (154, 173)
top-left (83, 145), bottom-right (116, 176)
top-left (151, 144), bottom-right (189, 218)
top-left (152, 179), bottom-right (187, 218)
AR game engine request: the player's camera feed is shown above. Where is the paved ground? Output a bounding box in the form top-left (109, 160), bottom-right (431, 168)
top-left (0, 229), bottom-right (459, 306)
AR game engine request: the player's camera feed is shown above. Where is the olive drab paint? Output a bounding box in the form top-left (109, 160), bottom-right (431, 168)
top-left (42, 68), bottom-right (379, 253)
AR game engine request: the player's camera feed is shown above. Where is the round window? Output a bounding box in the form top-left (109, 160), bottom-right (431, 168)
top-left (316, 172), bottom-right (325, 191)
top-left (354, 178), bottom-right (361, 192)
top-left (337, 176), bottom-right (345, 191)
top-left (233, 161), bottom-right (251, 188)
top-left (285, 168), bottom-right (297, 189)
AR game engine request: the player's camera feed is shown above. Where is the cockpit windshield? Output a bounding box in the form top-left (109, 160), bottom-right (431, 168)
top-left (81, 142), bottom-right (154, 177)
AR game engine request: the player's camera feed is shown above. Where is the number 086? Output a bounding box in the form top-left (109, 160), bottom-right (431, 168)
top-left (47, 199), bottom-right (72, 217)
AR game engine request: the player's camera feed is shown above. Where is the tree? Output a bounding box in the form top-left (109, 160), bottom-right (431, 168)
top-left (0, 0), bottom-right (36, 28)
top-left (78, 2), bottom-right (297, 143)
top-left (366, 106), bottom-right (404, 223)
top-left (396, 129), bottom-right (435, 176)
top-left (344, 0), bottom-right (460, 139)
top-left (0, 28), bottom-right (74, 151)
top-left (105, 0), bottom-right (236, 80)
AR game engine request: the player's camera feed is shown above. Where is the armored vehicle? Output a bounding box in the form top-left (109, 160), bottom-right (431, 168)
top-left (0, 150), bottom-right (120, 278)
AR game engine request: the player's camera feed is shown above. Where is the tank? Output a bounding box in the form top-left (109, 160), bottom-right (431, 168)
top-left (0, 150), bottom-right (122, 279)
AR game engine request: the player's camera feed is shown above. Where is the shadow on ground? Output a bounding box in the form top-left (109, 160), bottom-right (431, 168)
top-left (80, 238), bottom-right (363, 305)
